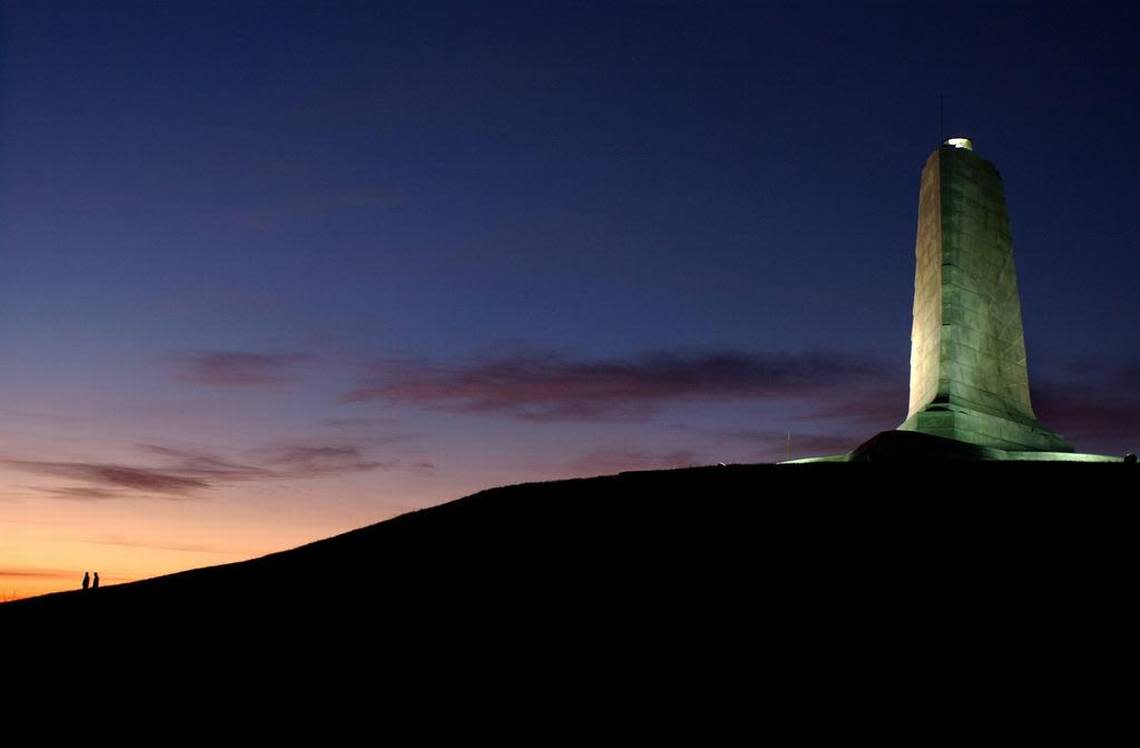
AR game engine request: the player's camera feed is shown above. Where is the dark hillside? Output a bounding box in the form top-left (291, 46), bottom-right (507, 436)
top-left (3, 463), bottom-right (1134, 651)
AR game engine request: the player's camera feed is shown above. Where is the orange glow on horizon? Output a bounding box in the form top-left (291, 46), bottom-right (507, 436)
top-left (1, 447), bottom-right (523, 603)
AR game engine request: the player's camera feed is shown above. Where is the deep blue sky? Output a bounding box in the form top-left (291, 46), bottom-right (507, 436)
top-left (2, 2), bottom-right (1137, 593)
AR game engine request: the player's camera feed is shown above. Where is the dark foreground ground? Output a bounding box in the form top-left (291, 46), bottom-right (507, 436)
top-left (4, 463), bottom-right (1133, 632)
top-left (6, 461), bottom-right (1132, 724)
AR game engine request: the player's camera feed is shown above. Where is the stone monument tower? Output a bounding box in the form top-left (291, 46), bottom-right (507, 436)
top-left (897, 138), bottom-right (1072, 452)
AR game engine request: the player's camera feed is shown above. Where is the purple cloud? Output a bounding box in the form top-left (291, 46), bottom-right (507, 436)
top-left (4, 439), bottom-right (407, 501)
top-left (320, 416), bottom-right (401, 429)
top-left (1032, 381), bottom-right (1140, 453)
top-left (343, 350), bottom-right (888, 421)
top-left (35, 486), bottom-right (123, 501)
top-left (258, 445), bottom-right (387, 477)
top-left (139, 445), bottom-right (273, 481)
top-left (173, 351), bottom-right (312, 387)
top-left (2, 460), bottom-right (208, 496)
top-left (804, 386), bottom-right (907, 427)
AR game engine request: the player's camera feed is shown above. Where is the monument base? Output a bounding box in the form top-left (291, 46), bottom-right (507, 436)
top-left (899, 403), bottom-right (1074, 453)
top-left (784, 430), bottom-right (1121, 464)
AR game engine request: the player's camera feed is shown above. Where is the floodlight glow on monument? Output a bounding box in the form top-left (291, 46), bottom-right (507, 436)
top-left (898, 136), bottom-right (1073, 452)
top-left (786, 138), bottom-right (1121, 462)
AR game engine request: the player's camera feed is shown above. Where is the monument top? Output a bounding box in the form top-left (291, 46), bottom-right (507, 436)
top-left (943, 136), bottom-right (973, 150)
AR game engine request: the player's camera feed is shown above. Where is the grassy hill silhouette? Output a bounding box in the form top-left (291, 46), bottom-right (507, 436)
top-left (3, 463), bottom-right (1134, 645)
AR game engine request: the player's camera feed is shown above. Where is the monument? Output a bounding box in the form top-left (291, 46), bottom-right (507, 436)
top-left (897, 137), bottom-right (1071, 453)
top-left (791, 137), bottom-right (1119, 462)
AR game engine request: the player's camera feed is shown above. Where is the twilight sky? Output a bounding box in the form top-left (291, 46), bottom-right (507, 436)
top-left (2, 1), bottom-right (1138, 598)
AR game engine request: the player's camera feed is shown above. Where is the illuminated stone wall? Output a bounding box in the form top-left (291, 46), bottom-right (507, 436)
top-left (907, 150), bottom-right (943, 416)
top-left (899, 142), bottom-right (1072, 452)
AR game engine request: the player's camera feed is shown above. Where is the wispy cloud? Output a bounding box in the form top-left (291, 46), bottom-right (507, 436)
top-left (34, 486), bottom-right (124, 501)
top-left (173, 351), bottom-right (312, 387)
top-left (0, 569), bottom-right (78, 579)
top-left (317, 417), bottom-right (418, 447)
top-left (1033, 381), bottom-right (1140, 452)
top-left (343, 350), bottom-right (888, 421)
top-left (801, 386), bottom-right (906, 426)
top-left (138, 445), bottom-right (273, 481)
top-left (4, 439), bottom-right (411, 502)
top-left (257, 445), bottom-right (387, 476)
top-left (2, 460), bottom-right (207, 496)
top-left (320, 416), bottom-right (401, 429)
top-left (81, 537), bottom-right (237, 555)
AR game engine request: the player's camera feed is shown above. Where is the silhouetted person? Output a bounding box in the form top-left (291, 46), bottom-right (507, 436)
top-left (82, 571), bottom-right (90, 591)
top-left (92, 572), bottom-right (100, 590)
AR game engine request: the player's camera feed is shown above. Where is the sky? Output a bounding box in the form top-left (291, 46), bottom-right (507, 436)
top-left (2, 1), bottom-right (1137, 599)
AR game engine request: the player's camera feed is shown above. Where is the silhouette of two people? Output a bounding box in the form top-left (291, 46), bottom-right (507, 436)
top-left (81, 571), bottom-right (99, 591)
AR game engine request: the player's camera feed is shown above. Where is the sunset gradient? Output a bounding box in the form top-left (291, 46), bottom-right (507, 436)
top-left (3, 2), bottom-right (1137, 599)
